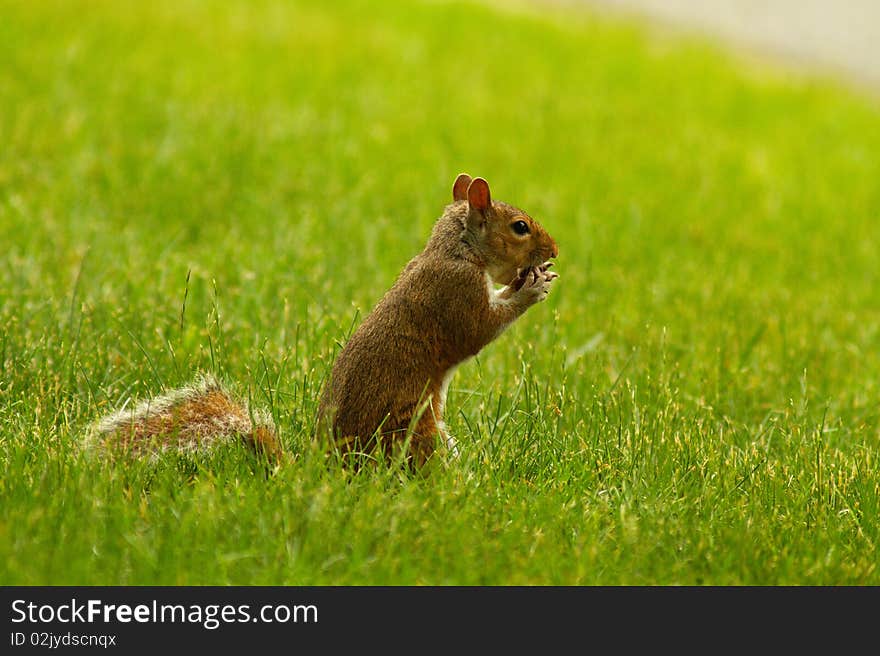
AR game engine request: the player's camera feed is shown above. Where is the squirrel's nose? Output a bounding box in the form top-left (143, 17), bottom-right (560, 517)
top-left (549, 240), bottom-right (558, 259)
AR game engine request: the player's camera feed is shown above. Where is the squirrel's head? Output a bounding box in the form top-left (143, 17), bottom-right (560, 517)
top-left (453, 173), bottom-right (558, 286)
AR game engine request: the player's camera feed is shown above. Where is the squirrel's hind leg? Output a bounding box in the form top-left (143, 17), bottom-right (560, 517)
top-left (441, 426), bottom-right (460, 459)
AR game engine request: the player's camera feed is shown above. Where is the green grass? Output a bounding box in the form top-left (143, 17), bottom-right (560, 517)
top-left (2, 0), bottom-right (879, 585)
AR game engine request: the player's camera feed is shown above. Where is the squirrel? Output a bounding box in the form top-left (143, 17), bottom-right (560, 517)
top-left (87, 174), bottom-right (558, 467)
top-left (317, 173), bottom-right (558, 466)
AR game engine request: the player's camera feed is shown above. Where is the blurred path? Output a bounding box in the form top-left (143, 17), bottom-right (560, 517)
top-left (568, 0), bottom-right (880, 87)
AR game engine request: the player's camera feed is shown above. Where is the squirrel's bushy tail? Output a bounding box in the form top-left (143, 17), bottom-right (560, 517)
top-left (85, 374), bottom-right (281, 462)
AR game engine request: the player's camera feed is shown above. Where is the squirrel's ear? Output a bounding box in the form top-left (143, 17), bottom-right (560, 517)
top-left (467, 177), bottom-right (491, 212)
top-left (452, 173), bottom-right (472, 201)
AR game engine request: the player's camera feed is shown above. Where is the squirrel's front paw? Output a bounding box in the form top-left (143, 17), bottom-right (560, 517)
top-left (515, 265), bottom-right (557, 303)
top-left (538, 261), bottom-right (559, 283)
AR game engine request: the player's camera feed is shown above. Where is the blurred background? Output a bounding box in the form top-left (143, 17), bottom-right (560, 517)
top-left (573, 0), bottom-right (880, 87)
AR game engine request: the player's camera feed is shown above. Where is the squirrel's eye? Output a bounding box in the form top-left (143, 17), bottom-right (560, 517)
top-left (511, 220), bottom-right (530, 236)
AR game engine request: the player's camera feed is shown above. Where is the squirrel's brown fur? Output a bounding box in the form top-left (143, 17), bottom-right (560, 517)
top-left (85, 374), bottom-right (281, 462)
top-left (316, 174), bottom-right (558, 466)
top-left (87, 174), bottom-right (558, 468)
